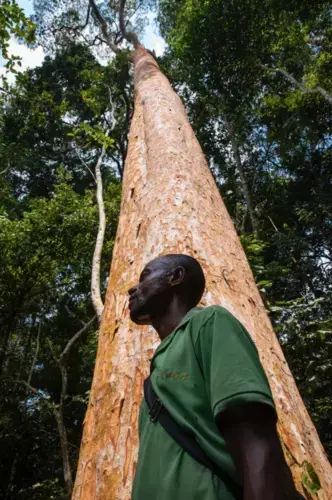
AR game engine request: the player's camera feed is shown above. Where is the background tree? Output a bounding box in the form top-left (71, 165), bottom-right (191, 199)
top-left (0, 0), bottom-right (35, 76)
top-left (0, 42), bottom-right (125, 498)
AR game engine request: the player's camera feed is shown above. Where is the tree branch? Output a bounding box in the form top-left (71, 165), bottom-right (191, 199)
top-left (27, 320), bottom-right (41, 387)
top-left (121, 89), bottom-right (131, 126)
top-left (262, 65), bottom-right (332, 105)
top-left (0, 160), bottom-right (10, 176)
top-left (91, 88), bottom-right (119, 323)
top-left (0, 87), bottom-right (13, 96)
top-left (60, 316), bottom-right (96, 363)
top-left (267, 216), bottom-right (279, 233)
top-left (91, 133), bottom-right (109, 324)
top-left (82, 4), bottom-right (91, 30)
top-left (89, 0), bottom-right (121, 53)
top-left (64, 304), bottom-right (86, 326)
top-left (75, 149), bottom-right (97, 183)
top-left (119, 0), bottom-right (140, 48)
top-left (110, 153), bottom-right (123, 179)
top-left (125, 0), bottom-right (144, 27)
top-left (316, 85), bottom-right (332, 104)
top-left (23, 279), bottom-right (78, 308)
top-left (103, 85), bottom-right (117, 130)
top-left (18, 380), bottom-right (41, 395)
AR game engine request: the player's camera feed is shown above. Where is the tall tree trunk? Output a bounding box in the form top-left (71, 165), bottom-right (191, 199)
top-left (55, 361), bottom-right (73, 496)
top-left (5, 452), bottom-right (18, 500)
top-left (55, 405), bottom-right (73, 496)
top-left (73, 47), bottom-right (332, 499)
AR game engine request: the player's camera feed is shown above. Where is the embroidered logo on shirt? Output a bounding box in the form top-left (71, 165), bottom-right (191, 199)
top-left (157, 370), bottom-right (189, 381)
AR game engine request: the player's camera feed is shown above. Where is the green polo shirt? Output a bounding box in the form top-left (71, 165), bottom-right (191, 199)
top-left (132, 305), bottom-right (275, 500)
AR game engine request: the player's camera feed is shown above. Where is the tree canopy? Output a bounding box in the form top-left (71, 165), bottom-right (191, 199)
top-left (0, 0), bottom-right (331, 497)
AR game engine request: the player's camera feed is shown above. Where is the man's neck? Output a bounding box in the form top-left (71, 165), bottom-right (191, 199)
top-left (151, 302), bottom-right (191, 341)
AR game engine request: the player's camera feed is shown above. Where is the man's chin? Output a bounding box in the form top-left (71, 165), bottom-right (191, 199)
top-left (129, 311), bottom-right (152, 325)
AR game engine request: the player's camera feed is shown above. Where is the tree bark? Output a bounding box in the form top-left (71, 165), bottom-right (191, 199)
top-left (73, 47), bottom-right (332, 499)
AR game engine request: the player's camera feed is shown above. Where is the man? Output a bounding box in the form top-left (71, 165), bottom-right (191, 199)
top-left (128, 254), bottom-right (300, 499)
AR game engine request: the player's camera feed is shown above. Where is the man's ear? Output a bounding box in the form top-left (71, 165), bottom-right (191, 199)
top-left (169, 266), bottom-right (185, 287)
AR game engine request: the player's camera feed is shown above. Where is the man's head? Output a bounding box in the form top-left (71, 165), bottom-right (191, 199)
top-left (128, 254), bottom-right (205, 325)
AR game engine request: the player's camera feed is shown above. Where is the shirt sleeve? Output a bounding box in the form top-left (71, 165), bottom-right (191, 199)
top-left (194, 306), bottom-right (276, 421)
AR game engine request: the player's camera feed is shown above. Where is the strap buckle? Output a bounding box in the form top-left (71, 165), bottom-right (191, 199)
top-left (149, 397), bottom-right (163, 422)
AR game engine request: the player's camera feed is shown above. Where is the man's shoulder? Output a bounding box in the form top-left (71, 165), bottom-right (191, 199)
top-left (194, 305), bottom-right (232, 320)
top-left (189, 305), bottom-right (234, 331)
top-left (193, 306), bottom-right (257, 351)
top-left (187, 306), bottom-right (238, 352)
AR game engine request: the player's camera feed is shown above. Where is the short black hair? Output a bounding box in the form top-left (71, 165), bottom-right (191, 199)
top-left (157, 254), bottom-right (206, 308)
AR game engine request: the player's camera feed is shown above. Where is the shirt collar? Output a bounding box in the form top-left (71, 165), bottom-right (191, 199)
top-left (175, 306), bottom-right (204, 331)
top-left (150, 306), bottom-right (204, 371)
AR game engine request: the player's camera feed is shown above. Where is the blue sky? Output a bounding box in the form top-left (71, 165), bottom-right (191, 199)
top-left (0, 0), bottom-right (166, 80)
top-left (17, 0), bottom-right (33, 14)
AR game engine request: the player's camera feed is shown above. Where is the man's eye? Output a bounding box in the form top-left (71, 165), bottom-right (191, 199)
top-left (140, 271), bottom-right (149, 282)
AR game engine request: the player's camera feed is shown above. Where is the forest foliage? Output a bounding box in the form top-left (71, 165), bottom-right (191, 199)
top-left (0, 0), bottom-right (331, 497)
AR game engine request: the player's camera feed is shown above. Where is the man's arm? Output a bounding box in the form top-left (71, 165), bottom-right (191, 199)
top-left (216, 402), bottom-right (300, 500)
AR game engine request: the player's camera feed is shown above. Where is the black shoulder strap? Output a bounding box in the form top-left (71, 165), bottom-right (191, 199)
top-left (143, 375), bottom-right (243, 499)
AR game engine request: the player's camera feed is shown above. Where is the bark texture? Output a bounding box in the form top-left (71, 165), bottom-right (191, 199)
top-left (73, 48), bottom-right (332, 499)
